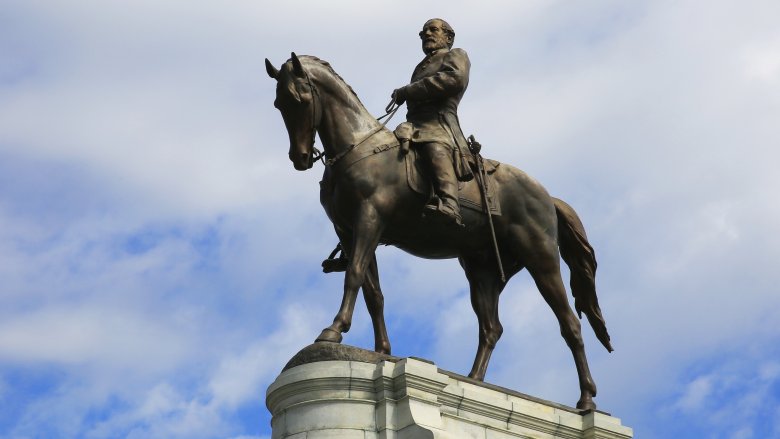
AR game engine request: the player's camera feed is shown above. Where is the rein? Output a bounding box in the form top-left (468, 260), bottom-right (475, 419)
top-left (322, 101), bottom-right (401, 167)
top-left (300, 69), bottom-right (323, 163)
top-left (301, 68), bottom-right (401, 167)
top-left (298, 62), bottom-right (400, 168)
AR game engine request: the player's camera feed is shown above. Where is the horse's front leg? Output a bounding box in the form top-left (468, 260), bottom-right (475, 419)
top-left (316, 204), bottom-right (384, 344)
top-left (363, 255), bottom-right (391, 354)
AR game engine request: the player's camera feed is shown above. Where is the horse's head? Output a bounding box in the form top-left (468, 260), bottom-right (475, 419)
top-left (266, 53), bottom-right (320, 171)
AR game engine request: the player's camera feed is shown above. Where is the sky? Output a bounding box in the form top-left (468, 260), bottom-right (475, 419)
top-left (1, 0), bottom-right (779, 438)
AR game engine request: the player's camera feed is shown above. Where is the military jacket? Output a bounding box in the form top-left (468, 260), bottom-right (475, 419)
top-left (399, 47), bottom-right (471, 150)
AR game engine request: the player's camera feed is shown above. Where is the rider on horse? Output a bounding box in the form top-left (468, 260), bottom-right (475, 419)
top-left (267, 27), bottom-right (612, 410)
top-left (323, 18), bottom-right (474, 272)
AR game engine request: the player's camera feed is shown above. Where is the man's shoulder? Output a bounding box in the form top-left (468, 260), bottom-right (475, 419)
top-left (444, 48), bottom-right (470, 65)
top-left (429, 48), bottom-right (469, 59)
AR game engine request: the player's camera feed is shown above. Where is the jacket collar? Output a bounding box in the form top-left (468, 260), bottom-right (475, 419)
top-left (423, 47), bottom-right (449, 59)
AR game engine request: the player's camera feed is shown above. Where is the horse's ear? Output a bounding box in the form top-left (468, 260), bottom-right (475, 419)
top-left (291, 52), bottom-right (305, 77)
top-left (265, 58), bottom-right (279, 80)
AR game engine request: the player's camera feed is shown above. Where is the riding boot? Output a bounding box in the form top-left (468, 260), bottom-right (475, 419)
top-left (322, 242), bottom-right (348, 273)
top-left (421, 142), bottom-right (462, 226)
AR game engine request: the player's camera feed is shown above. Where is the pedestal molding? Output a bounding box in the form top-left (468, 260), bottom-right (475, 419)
top-left (266, 347), bottom-right (632, 439)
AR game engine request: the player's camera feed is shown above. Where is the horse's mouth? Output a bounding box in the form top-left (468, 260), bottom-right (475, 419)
top-left (292, 156), bottom-right (314, 171)
top-left (293, 161), bottom-right (311, 171)
top-left (290, 148), bottom-right (314, 171)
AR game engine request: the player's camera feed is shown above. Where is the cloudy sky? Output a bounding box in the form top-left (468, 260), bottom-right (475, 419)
top-left (1, 1), bottom-right (779, 438)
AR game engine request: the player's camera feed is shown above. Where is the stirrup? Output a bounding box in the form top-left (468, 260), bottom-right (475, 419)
top-left (423, 198), bottom-right (463, 227)
top-left (322, 257), bottom-right (348, 273)
top-left (322, 243), bottom-right (349, 273)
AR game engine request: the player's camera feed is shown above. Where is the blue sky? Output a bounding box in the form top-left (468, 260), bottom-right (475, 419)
top-left (1, 1), bottom-right (779, 438)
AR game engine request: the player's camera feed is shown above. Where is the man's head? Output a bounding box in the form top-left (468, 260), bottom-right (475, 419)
top-left (419, 18), bottom-right (455, 55)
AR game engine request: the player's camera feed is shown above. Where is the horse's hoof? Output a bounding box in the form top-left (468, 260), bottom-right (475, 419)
top-left (374, 341), bottom-right (391, 355)
top-left (576, 398), bottom-right (597, 412)
top-left (467, 371), bottom-right (486, 382)
top-left (315, 328), bottom-right (343, 343)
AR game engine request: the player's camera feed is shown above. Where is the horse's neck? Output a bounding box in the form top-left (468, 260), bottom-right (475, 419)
top-left (314, 75), bottom-right (389, 155)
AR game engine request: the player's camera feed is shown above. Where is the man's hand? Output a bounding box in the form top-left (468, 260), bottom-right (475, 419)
top-left (391, 88), bottom-right (406, 105)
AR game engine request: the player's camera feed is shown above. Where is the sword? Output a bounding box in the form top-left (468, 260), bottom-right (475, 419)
top-left (469, 135), bottom-right (505, 283)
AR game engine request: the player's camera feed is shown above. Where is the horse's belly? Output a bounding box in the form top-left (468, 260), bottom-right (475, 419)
top-left (379, 223), bottom-right (477, 259)
top-left (389, 240), bottom-right (459, 260)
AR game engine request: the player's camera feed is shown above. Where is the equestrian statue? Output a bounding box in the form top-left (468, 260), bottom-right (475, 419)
top-left (264, 18), bottom-right (613, 411)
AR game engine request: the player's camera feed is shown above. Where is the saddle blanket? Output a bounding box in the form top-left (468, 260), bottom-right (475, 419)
top-left (405, 149), bottom-right (502, 216)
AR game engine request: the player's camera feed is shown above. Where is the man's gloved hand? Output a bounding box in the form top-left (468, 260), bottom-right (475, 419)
top-left (391, 87), bottom-right (407, 106)
top-left (394, 122), bottom-right (413, 155)
top-left (467, 135), bottom-right (482, 154)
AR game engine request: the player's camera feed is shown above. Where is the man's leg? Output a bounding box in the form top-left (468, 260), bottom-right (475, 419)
top-left (420, 142), bottom-right (462, 226)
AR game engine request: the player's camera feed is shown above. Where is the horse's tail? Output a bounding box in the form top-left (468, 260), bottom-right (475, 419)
top-left (553, 197), bottom-right (613, 352)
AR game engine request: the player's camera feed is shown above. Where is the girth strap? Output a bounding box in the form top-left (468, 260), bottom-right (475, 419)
top-left (330, 141), bottom-right (400, 174)
top-left (324, 100), bottom-right (402, 169)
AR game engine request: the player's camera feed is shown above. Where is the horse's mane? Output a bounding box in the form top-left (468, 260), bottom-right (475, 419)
top-left (299, 55), bottom-right (364, 107)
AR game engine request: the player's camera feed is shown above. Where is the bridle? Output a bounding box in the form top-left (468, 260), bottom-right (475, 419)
top-left (298, 68), bottom-right (324, 164)
top-left (296, 67), bottom-right (400, 168)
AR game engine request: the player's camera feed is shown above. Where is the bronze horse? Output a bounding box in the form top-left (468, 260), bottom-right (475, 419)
top-left (265, 53), bottom-right (612, 410)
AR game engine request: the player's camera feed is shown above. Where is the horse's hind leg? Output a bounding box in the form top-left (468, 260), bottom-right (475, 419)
top-left (527, 254), bottom-right (598, 410)
top-left (461, 254), bottom-right (506, 381)
top-left (363, 254), bottom-right (391, 354)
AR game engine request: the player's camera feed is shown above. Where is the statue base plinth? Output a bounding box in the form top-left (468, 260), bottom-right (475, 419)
top-left (266, 342), bottom-right (632, 439)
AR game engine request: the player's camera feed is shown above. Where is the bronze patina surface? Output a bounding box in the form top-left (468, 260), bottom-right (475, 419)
top-left (265, 19), bottom-right (612, 411)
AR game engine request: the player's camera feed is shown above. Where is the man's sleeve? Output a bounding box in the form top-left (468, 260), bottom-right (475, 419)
top-left (400, 49), bottom-right (470, 101)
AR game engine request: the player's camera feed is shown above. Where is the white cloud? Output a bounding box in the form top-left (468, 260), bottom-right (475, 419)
top-left (1, 0), bottom-right (780, 437)
top-left (0, 306), bottom-right (190, 368)
top-left (675, 375), bottom-right (714, 412)
top-left (207, 307), bottom-right (321, 409)
top-left (3, 302), bottom-right (322, 439)
top-left (640, 350), bottom-right (779, 438)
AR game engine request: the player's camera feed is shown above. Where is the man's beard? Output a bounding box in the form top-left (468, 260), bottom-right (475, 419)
top-left (423, 40), bottom-right (447, 54)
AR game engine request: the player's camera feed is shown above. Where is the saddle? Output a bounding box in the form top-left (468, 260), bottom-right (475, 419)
top-left (405, 146), bottom-right (502, 216)
top-left (320, 132), bottom-right (502, 274)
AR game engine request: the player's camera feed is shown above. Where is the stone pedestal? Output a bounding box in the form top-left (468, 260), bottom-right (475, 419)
top-left (266, 343), bottom-right (633, 439)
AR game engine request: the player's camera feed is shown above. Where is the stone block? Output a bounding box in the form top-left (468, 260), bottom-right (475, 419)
top-left (266, 343), bottom-right (633, 439)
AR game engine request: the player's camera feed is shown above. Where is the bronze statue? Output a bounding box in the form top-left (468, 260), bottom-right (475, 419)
top-left (265, 19), bottom-right (613, 411)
